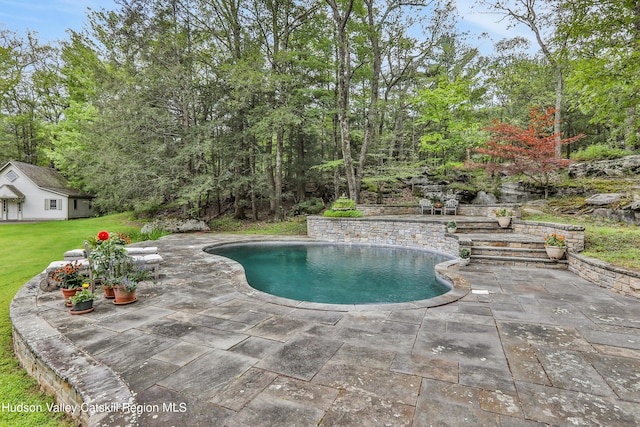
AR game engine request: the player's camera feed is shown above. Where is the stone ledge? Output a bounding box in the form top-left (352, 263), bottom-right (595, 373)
top-left (569, 253), bottom-right (640, 299)
top-left (10, 274), bottom-right (137, 426)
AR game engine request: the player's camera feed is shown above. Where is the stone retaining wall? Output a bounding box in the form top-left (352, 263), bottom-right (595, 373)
top-left (307, 216), bottom-right (458, 257)
top-left (512, 220), bottom-right (585, 252)
top-left (10, 274), bottom-right (136, 426)
top-left (356, 204), bottom-right (522, 218)
top-left (569, 253), bottom-right (640, 299)
top-left (308, 216), bottom-right (640, 299)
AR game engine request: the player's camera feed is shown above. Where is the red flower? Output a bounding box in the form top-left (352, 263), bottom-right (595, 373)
top-left (97, 231), bottom-right (110, 241)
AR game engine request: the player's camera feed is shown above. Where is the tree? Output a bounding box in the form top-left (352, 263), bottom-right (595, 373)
top-left (0, 30), bottom-right (62, 165)
top-left (481, 0), bottom-right (568, 158)
top-left (326, 0), bottom-right (358, 201)
top-left (559, 0), bottom-right (640, 148)
top-left (415, 75), bottom-right (482, 166)
top-left (471, 106), bottom-right (583, 197)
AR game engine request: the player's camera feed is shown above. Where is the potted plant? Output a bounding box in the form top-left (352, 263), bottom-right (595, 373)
top-left (68, 284), bottom-right (95, 314)
top-left (494, 208), bottom-right (514, 228)
top-left (458, 247), bottom-right (471, 266)
top-left (109, 258), bottom-right (151, 305)
top-left (447, 220), bottom-right (457, 233)
top-left (89, 231), bottom-right (131, 299)
top-left (544, 233), bottom-right (566, 260)
top-left (53, 260), bottom-right (88, 306)
top-left (108, 257), bottom-right (153, 305)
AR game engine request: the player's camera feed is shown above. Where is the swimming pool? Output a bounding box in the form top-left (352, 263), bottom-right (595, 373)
top-left (206, 242), bottom-right (452, 304)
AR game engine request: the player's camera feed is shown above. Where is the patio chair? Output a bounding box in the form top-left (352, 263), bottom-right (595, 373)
top-left (419, 199), bottom-right (434, 214)
top-left (444, 199), bottom-right (458, 215)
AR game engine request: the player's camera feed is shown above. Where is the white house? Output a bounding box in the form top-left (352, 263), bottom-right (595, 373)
top-left (0, 161), bottom-right (94, 221)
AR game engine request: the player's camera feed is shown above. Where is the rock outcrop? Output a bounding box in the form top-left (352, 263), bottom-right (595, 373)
top-left (568, 155), bottom-right (640, 178)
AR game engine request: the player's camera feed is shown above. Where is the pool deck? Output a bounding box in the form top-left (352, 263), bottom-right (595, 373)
top-left (13, 233), bottom-right (640, 426)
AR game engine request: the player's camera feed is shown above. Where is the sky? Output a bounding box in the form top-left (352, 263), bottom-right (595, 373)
top-left (0, 0), bottom-right (535, 54)
top-left (0, 0), bottom-right (116, 42)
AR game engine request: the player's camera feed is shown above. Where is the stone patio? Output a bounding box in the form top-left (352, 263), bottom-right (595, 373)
top-left (11, 233), bottom-right (640, 426)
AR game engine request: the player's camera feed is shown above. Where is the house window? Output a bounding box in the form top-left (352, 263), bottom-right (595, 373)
top-left (44, 199), bottom-right (63, 210)
top-left (5, 170), bottom-right (18, 182)
top-left (73, 199), bottom-right (77, 210)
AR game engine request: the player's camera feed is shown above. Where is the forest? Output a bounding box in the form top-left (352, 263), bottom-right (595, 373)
top-left (1, 0), bottom-right (639, 220)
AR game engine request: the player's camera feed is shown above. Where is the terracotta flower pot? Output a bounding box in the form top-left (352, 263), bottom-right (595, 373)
top-left (113, 286), bottom-right (137, 305)
top-left (103, 285), bottom-right (115, 299)
top-left (61, 287), bottom-right (81, 307)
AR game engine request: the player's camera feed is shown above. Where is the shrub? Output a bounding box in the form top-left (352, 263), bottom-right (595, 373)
top-left (571, 144), bottom-right (630, 161)
top-left (331, 196), bottom-right (356, 210)
top-left (291, 198), bottom-right (325, 215)
top-left (323, 209), bottom-right (364, 218)
top-left (459, 247), bottom-right (471, 258)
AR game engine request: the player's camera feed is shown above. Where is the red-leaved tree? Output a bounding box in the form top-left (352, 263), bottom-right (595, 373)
top-left (470, 107), bottom-right (584, 197)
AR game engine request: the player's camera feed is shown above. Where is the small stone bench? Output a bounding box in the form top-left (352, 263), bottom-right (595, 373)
top-left (41, 247), bottom-right (163, 291)
top-left (63, 246), bottom-right (159, 261)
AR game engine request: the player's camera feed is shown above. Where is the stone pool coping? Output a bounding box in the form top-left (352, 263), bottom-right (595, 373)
top-left (205, 239), bottom-right (470, 311)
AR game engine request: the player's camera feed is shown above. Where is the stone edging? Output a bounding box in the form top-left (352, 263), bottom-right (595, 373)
top-left (205, 241), bottom-right (469, 310)
top-left (10, 274), bottom-right (137, 426)
top-left (568, 252), bottom-right (640, 299)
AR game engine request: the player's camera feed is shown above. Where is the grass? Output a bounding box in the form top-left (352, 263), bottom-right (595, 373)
top-left (0, 213), bottom-right (141, 426)
top-left (209, 216), bottom-right (308, 235)
top-left (523, 211), bottom-right (640, 271)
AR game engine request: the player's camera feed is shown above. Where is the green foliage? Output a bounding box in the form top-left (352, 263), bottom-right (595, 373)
top-left (458, 247), bottom-right (470, 258)
top-left (330, 196), bottom-right (356, 210)
top-left (570, 144), bottom-right (631, 161)
top-left (209, 217), bottom-right (245, 232)
top-left (323, 209), bottom-right (364, 218)
top-left (68, 287), bottom-right (95, 305)
top-left (414, 75), bottom-right (483, 165)
top-left (291, 198), bottom-right (325, 215)
top-left (560, 0), bottom-right (640, 147)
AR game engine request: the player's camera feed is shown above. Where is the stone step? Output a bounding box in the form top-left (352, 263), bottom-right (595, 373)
top-left (470, 240), bottom-right (545, 250)
top-left (455, 221), bottom-right (514, 234)
top-left (471, 246), bottom-right (549, 259)
top-left (470, 255), bottom-right (569, 269)
top-left (456, 226), bottom-right (513, 234)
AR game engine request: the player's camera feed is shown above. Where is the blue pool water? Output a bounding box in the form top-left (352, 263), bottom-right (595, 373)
top-left (206, 243), bottom-right (452, 304)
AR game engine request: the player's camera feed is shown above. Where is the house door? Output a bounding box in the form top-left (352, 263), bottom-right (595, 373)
top-left (4, 200), bottom-right (22, 220)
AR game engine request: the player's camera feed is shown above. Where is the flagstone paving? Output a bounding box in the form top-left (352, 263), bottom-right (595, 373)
top-left (16, 234), bottom-right (640, 426)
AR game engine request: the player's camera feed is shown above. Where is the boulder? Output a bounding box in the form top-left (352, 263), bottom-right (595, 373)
top-left (471, 191), bottom-right (497, 205)
top-left (142, 218), bottom-right (210, 234)
top-left (585, 193), bottom-right (624, 206)
top-left (500, 182), bottom-right (544, 203)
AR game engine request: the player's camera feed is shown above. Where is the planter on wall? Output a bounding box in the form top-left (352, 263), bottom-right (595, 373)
top-left (497, 217), bottom-right (512, 228)
top-left (545, 246), bottom-right (566, 260)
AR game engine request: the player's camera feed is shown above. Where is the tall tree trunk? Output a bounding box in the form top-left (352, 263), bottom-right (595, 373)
top-left (326, 0), bottom-right (358, 202)
top-left (357, 0), bottom-right (381, 194)
top-left (274, 129), bottom-right (284, 221)
top-left (554, 66), bottom-right (563, 158)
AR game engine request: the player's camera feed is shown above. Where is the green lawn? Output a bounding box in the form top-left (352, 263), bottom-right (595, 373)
top-left (0, 214), bottom-right (140, 426)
